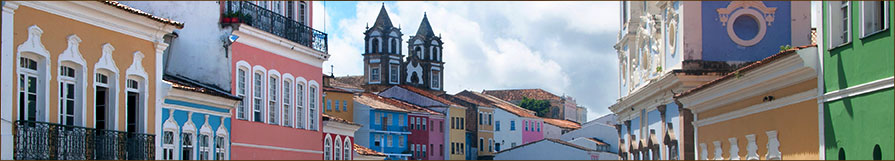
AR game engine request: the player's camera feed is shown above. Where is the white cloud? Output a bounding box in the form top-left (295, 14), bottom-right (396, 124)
top-left (322, 1), bottom-right (620, 121)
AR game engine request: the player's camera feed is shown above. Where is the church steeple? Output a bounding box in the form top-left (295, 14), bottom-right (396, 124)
top-left (372, 4), bottom-right (394, 29)
top-left (415, 13), bottom-right (436, 38)
top-left (404, 13), bottom-right (444, 91)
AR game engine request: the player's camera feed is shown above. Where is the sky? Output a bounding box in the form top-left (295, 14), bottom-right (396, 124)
top-left (313, 1), bottom-right (621, 121)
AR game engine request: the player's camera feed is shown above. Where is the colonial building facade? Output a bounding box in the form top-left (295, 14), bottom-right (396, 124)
top-left (611, 1), bottom-right (811, 160)
top-left (362, 5), bottom-right (445, 93)
top-left (2, 1), bottom-right (181, 159)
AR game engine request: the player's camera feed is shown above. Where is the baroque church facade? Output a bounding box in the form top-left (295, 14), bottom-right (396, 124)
top-left (362, 5), bottom-right (445, 92)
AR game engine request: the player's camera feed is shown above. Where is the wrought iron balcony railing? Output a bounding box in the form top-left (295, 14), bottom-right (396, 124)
top-left (14, 120), bottom-right (155, 160)
top-left (224, 1), bottom-right (328, 53)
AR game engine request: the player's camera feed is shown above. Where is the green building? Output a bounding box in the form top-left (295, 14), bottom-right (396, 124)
top-left (821, 1), bottom-right (894, 160)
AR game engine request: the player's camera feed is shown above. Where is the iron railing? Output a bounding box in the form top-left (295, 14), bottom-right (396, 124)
top-left (14, 120), bottom-right (155, 160)
top-left (225, 1), bottom-right (328, 53)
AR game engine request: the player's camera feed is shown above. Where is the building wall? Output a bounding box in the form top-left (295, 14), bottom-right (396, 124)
top-left (324, 91), bottom-right (354, 122)
top-left (542, 123), bottom-right (562, 139)
top-left (493, 108), bottom-right (522, 151)
top-left (492, 140), bottom-right (596, 160)
top-left (447, 106), bottom-right (467, 160)
top-left (323, 133), bottom-right (354, 160)
top-left (408, 114), bottom-right (429, 160)
top-left (10, 5), bottom-right (160, 132)
top-left (160, 105), bottom-right (232, 160)
top-left (697, 99), bottom-right (818, 160)
top-left (229, 37), bottom-right (324, 159)
top-left (521, 118), bottom-right (544, 144)
top-left (560, 123), bottom-right (619, 153)
top-left (352, 100), bottom-right (372, 149)
top-left (428, 116), bottom-right (446, 160)
top-left (366, 109), bottom-right (409, 158)
top-left (477, 107), bottom-right (495, 157)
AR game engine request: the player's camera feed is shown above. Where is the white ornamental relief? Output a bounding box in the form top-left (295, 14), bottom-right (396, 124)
top-left (405, 62), bottom-right (423, 84)
top-left (745, 134), bottom-right (759, 160)
top-left (765, 130), bottom-right (781, 160)
top-left (729, 137), bottom-right (741, 160)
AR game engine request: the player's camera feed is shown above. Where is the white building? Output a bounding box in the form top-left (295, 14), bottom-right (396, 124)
top-left (560, 122), bottom-right (619, 153)
top-left (493, 139), bottom-right (617, 160)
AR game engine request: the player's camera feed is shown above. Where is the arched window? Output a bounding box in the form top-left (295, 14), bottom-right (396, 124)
top-left (283, 78), bottom-right (293, 127)
top-left (125, 78), bottom-right (144, 132)
top-left (236, 68), bottom-right (248, 120)
top-left (268, 75), bottom-right (279, 125)
top-left (161, 112), bottom-right (178, 160)
top-left (372, 38), bottom-right (380, 53)
top-left (344, 138), bottom-right (352, 160)
top-left (182, 120), bottom-right (197, 160)
top-left (324, 135), bottom-right (332, 160)
top-left (334, 136), bottom-right (342, 160)
top-left (391, 38), bottom-right (398, 54)
top-left (296, 80), bottom-right (306, 129)
top-left (415, 47), bottom-right (422, 59)
top-left (838, 148), bottom-right (846, 160)
top-left (17, 25), bottom-right (51, 122)
top-left (215, 117), bottom-right (229, 160)
top-left (253, 72), bottom-right (264, 122)
top-left (479, 138), bottom-right (484, 151)
top-left (873, 144), bottom-right (882, 160)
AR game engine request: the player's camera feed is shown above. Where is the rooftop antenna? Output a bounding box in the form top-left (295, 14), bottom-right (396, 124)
top-left (330, 64), bottom-right (335, 76)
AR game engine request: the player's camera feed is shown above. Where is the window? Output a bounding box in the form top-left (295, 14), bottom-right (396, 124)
top-left (283, 80), bottom-right (292, 127)
top-left (286, 1), bottom-right (294, 20)
top-left (829, 1), bottom-right (852, 47)
top-left (297, 83), bottom-right (304, 129)
top-left (389, 63), bottom-right (399, 84)
top-left (460, 118), bottom-right (464, 130)
top-left (299, 1), bottom-right (307, 24)
top-left (370, 66), bottom-right (381, 82)
top-left (398, 115), bottom-right (404, 126)
top-left (324, 136), bottom-right (332, 160)
top-left (510, 120), bottom-right (515, 131)
top-left (94, 72), bottom-right (113, 129)
top-left (496, 121), bottom-right (500, 131)
top-left (215, 136), bottom-right (226, 160)
top-left (199, 134), bottom-right (210, 160)
top-left (182, 132), bottom-right (194, 160)
top-left (410, 117), bottom-right (415, 130)
top-left (372, 38), bottom-right (380, 53)
top-left (440, 144), bottom-right (444, 156)
top-left (342, 100), bottom-right (347, 111)
top-left (479, 113), bottom-right (483, 125)
top-left (862, 1), bottom-right (889, 37)
top-left (309, 86), bottom-right (318, 130)
top-left (344, 138), bottom-right (352, 160)
top-left (399, 135), bottom-right (405, 147)
top-left (163, 131), bottom-right (175, 160)
top-left (334, 137), bottom-right (342, 160)
top-left (237, 69), bottom-right (247, 120)
top-left (391, 39), bottom-right (398, 54)
top-left (537, 122), bottom-right (541, 132)
top-left (59, 66), bottom-right (78, 126)
top-left (327, 100), bottom-right (331, 111)
top-left (479, 138), bottom-right (484, 151)
top-left (422, 145), bottom-right (427, 157)
top-left (488, 114), bottom-right (492, 125)
top-left (489, 139), bottom-right (493, 152)
top-left (422, 118), bottom-right (427, 130)
top-left (451, 117), bottom-right (455, 129)
top-left (334, 100), bottom-right (340, 112)
top-left (440, 121), bottom-right (443, 132)
top-left (269, 77), bottom-right (278, 125)
top-left (18, 57), bottom-right (41, 121)
top-left (374, 113), bottom-right (381, 125)
top-left (430, 144), bottom-right (435, 156)
top-left (126, 79), bottom-right (142, 133)
top-left (431, 70), bottom-right (440, 89)
top-left (524, 120), bottom-right (528, 131)
top-left (451, 143), bottom-right (455, 154)
top-left (374, 134), bottom-right (382, 147)
top-left (387, 135), bottom-right (393, 147)
top-left (253, 73), bottom-right (263, 122)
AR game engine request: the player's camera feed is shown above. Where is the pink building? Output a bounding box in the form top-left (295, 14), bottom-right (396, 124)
top-left (224, 1), bottom-right (329, 159)
top-left (521, 119), bottom-right (545, 144)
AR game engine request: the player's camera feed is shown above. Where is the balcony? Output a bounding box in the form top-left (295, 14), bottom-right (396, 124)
top-left (224, 1), bottom-right (328, 53)
top-left (14, 120), bottom-right (155, 160)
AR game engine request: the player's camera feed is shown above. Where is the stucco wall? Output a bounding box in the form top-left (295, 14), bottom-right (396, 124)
top-left (493, 140), bottom-right (594, 160)
top-left (12, 5), bottom-right (159, 132)
top-left (120, 1), bottom-right (233, 91)
top-left (493, 108), bottom-right (521, 152)
top-left (560, 122), bottom-right (619, 153)
top-left (542, 123), bottom-right (562, 139)
top-left (324, 91), bottom-right (354, 122)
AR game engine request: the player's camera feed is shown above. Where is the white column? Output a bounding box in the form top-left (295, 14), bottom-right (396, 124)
top-left (154, 40), bottom-right (170, 160)
top-left (1, 2), bottom-right (20, 159)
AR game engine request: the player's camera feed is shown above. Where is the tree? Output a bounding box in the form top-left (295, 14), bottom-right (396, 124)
top-left (517, 97), bottom-right (551, 117)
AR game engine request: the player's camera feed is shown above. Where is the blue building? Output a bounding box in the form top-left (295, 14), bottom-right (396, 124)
top-left (159, 75), bottom-right (240, 160)
top-left (353, 93), bottom-right (411, 160)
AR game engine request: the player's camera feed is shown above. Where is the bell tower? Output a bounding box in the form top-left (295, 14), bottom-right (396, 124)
top-left (404, 13), bottom-right (444, 91)
top-left (363, 4), bottom-right (403, 85)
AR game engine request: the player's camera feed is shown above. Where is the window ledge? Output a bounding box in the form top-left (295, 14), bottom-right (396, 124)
top-left (828, 41), bottom-right (852, 51)
top-left (860, 28), bottom-right (889, 40)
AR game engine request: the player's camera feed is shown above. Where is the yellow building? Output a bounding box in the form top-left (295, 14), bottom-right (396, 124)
top-left (2, 1), bottom-right (181, 159)
top-left (446, 104), bottom-right (468, 160)
top-left (677, 46), bottom-right (820, 160)
top-left (323, 87), bottom-right (356, 122)
top-left (477, 106), bottom-right (495, 158)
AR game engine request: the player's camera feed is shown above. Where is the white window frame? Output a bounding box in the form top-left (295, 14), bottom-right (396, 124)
top-left (252, 71), bottom-right (265, 122)
top-left (162, 115), bottom-right (179, 160)
top-left (344, 138), bottom-right (352, 160)
top-left (162, 130), bottom-right (177, 160)
top-left (125, 77), bottom-right (146, 132)
top-left (198, 133), bottom-right (211, 160)
top-left (861, 1), bottom-right (890, 38)
top-left (296, 79), bottom-right (307, 129)
top-left (334, 136), bottom-right (342, 160)
top-left (236, 68), bottom-right (248, 120)
top-left (182, 120), bottom-right (197, 160)
top-left (387, 134), bottom-right (393, 147)
top-left (268, 73), bottom-right (280, 125)
top-left (283, 78), bottom-right (293, 127)
top-left (309, 84), bottom-right (319, 130)
top-left (828, 1), bottom-right (853, 49)
top-left (370, 65), bottom-right (381, 83)
top-left (94, 70), bottom-right (117, 130)
top-left (399, 135), bottom-right (405, 147)
top-left (16, 25), bottom-right (51, 122)
top-left (389, 63), bottom-right (399, 84)
top-left (215, 118), bottom-right (230, 160)
top-left (58, 65), bottom-right (80, 126)
top-left (430, 68), bottom-right (441, 90)
top-left (325, 134), bottom-right (333, 160)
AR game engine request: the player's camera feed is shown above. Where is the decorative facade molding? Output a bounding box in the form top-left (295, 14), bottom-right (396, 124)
top-left (745, 134), bottom-right (759, 160)
top-left (764, 130), bottom-right (781, 160)
top-left (728, 137), bottom-right (740, 160)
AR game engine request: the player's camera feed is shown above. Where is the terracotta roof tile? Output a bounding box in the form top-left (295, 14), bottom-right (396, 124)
top-left (482, 88), bottom-right (561, 102)
top-left (676, 44), bottom-right (817, 98)
top-left (543, 118), bottom-right (581, 130)
top-left (354, 143), bottom-right (387, 157)
top-left (354, 93), bottom-right (409, 112)
top-left (103, 1), bottom-right (184, 28)
top-left (456, 91), bottom-right (538, 118)
top-left (332, 75), bottom-right (365, 90)
top-left (322, 113), bottom-right (359, 126)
